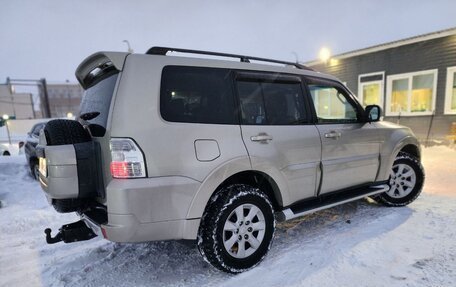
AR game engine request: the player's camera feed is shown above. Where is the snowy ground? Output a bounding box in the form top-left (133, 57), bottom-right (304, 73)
top-left (0, 146), bottom-right (455, 287)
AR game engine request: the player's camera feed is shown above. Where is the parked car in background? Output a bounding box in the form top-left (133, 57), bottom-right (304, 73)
top-left (0, 144), bottom-right (11, 156)
top-left (25, 122), bottom-right (48, 179)
top-left (0, 141), bottom-right (25, 156)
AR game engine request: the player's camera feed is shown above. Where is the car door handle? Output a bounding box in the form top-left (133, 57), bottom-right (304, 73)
top-left (324, 131), bottom-right (341, 139)
top-left (251, 133), bottom-right (273, 143)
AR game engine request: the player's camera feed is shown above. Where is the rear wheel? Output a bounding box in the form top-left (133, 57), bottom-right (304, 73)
top-left (377, 152), bottom-right (424, 206)
top-left (197, 184), bottom-right (275, 273)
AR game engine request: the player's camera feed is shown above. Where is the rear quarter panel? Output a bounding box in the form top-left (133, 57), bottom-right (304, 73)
top-left (109, 55), bottom-right (249, 182)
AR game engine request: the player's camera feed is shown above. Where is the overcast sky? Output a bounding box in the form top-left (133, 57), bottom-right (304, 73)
top-left (1, 0), bottom-right (455, 83)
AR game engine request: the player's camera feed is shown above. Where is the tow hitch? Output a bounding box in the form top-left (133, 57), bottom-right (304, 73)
top-left (45, 220), bottom-right (97, 244)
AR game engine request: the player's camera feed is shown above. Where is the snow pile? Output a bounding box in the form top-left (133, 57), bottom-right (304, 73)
top-left (0, 146), bottom-right (455, 287)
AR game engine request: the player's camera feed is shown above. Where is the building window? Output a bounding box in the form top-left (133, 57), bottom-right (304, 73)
top-left (386, 69), bottom-right (437, 116)
top-left (445, 66), bottom-right (456, 114)
top-left (358, 72), bottom-right (384, 108)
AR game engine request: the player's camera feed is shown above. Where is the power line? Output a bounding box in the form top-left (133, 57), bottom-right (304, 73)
top-left (0, 99), bottom-right (34, 106)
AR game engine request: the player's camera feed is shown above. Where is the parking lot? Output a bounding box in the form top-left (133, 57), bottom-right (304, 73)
top-left (0, 145), bottom-right (455, 287)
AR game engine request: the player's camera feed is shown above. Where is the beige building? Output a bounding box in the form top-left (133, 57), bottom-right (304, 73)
top-left (0, 84), bottom-right (35, 119)
top-left (42, 82), bottom-right (84, 118)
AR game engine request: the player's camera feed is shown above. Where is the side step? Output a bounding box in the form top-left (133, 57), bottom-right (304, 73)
top-left (45, 220), bottom-right (97, 244)
top-left (277, 184), bottom-right (389, 222)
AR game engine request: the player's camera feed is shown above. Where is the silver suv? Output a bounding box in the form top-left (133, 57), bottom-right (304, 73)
top-left (37, 47), bottom-right (424, 273)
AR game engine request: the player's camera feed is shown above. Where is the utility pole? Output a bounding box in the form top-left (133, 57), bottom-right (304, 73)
top-left (7, 78), bottom-right (53, 119)
top-left (40, 78), bottom-right (52, 118)
top-left (5, 77), bottom-right (17, 117)
top-left (2, 115), bottom-right (11, 145)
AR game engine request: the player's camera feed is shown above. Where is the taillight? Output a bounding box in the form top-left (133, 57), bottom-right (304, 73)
top-left (101, 227), bottom-right (108, 239)
top-left (110, 138), bottom-right (146, 178)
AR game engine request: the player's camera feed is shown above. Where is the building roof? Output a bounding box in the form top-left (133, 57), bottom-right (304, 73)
top-left (306, 27), bottom-right (456, 66)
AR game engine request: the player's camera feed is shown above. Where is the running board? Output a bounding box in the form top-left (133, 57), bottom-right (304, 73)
top-left (277, 184), bottom-right (389, 222)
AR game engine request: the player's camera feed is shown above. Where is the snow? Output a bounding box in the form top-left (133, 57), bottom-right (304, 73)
top-left (0, 146), bottom-right (455, 287)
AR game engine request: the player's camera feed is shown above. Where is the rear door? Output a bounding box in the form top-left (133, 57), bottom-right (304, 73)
top-left (305, 77), bottom-right (380, 195)
top-left (235, 72), bottom-right (321, 204)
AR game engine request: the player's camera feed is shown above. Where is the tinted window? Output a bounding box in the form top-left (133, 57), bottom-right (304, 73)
top-left (237, 80), bottom-right (306, 125)
top-left (308, 84), bottom-right (358, 123)
top-left (160, 66), bottom-right (236, 124)
top-left (79, 73), bottom-right (119, 128)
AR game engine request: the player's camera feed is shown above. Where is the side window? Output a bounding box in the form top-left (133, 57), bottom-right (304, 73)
top-left (236, 79), bottom-right (306, 125)
top-left (160, 66), bottom-right (236, 124)
top-left (308, 83), bottom-right (359, 123)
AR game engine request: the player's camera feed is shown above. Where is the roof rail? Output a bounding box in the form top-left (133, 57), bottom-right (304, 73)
top-left (146, 46), bottom-right (313, 71)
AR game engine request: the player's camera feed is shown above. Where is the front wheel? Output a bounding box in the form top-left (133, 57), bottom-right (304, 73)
top-left (30, 160), bottom-right (39, 180)
top-left (197, 184), bottom-right (275, 273)
top-left (377, 152), bottom-right (424, 206)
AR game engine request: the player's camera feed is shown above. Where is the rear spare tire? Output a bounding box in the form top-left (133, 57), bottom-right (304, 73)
top-left (44, 119), bottom-right (91, 146)
top-left (44, 119), bottom-right (92, 213)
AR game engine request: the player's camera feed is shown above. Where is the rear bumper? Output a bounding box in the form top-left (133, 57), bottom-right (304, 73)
top-left (89, 176), bottom-right (202, 242)
top-left (98, 215), bottom-right (201, 242)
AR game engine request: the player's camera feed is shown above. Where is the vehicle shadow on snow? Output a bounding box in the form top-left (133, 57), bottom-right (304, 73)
top-left (44, 199), bottom-right (413, 287)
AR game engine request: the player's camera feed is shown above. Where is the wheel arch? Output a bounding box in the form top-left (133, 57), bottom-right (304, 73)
top-left (217, 170), bottom-right (283, 210)
top-left (185, 157), bottom-right (287, 220)
top-left (377, 135), bottom-right (421, 182)
top-left (29, 155), bottom-right (38, 166)
top-left (399, 144), bottom-right (421, 160)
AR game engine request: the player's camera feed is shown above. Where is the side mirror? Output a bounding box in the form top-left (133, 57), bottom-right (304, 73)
top-left (365, 105), bottom-right (381, 122)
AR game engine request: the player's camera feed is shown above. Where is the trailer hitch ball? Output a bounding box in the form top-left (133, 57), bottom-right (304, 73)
top-left (45, 228), bottom-right (63, 244)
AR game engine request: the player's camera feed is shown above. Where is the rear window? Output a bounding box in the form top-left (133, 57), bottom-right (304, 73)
top-left (79, 73), bottom-right (119, 128)
top-left (160, 66), bottom-right (237, 124)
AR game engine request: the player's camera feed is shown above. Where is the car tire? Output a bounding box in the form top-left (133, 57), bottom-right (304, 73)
top-left (197, 184), bottom-right (275, 273)
top-left (2, 151), bottom-right (10, 156)
top-left (44, 119), bottom-right (91, 213)
top-left (31, 159), bottom-right (40, 180)
top-left (377, 152), bottom-right (424, 206)
top-left (44, 119), bottom-right (91, 146)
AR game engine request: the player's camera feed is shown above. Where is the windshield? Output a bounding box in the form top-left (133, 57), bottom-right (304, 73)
top-left (79, 73), bottom-right (119, 129)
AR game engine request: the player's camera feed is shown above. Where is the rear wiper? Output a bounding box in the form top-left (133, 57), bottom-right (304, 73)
top-left (79, 111), bottom-right (100, 121)
top-left (78, 111), bottom-right (106, 137)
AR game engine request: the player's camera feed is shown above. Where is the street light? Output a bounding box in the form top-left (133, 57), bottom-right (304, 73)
top-left (319, 47), bottom-right (331, 63)
top-left (2, 114), bottom-right (11, 145)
